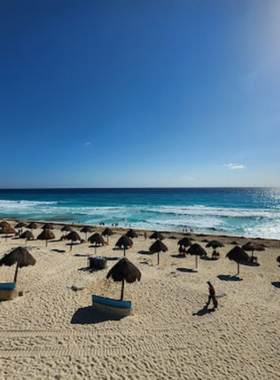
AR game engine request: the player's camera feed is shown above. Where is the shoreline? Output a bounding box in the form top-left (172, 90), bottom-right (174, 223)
top-left (2, 217), bottom-right (280, 249)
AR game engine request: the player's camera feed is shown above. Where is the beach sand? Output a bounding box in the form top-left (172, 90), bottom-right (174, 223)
top-left (0, 220), bottom-right (280, 379)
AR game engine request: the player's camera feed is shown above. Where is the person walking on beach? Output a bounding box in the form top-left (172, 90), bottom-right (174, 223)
top-left (206, 281), bottom-right (218, 309)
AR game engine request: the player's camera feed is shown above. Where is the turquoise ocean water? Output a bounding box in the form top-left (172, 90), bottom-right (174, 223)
top-left (0, 188), bottom-right (279, 239)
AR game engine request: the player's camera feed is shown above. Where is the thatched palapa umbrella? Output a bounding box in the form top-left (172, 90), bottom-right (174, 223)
top-left (126, 229), bottom-right (138, 239)
top-left (106, 257), bottom-right (141, 300)
top-left (20, 230), bottom-right (34, 243)
top-left (206, 240), bottom-right (224, 257)
top-left (177, 237), bottom-right (192, 256)
top-left (187, 243), bottom-right (207, 269)
top-left (37, 229), bottom-right (55, 247)
top-left (88, 233), bottom-right (105, 254)
top-left (66, 231), bottom-right (81, 251)
top-left (115, 235), bottom-right (133, 256)
top-left (102, 227), bottom-right (114, 244)
top-left (27, 222), bottom-right (38, 231)
top-left (0, 225), bottom-right (16, 241)
top-left (226, 246), bottom-right (249, 275)
top-left (242, 241), bottom-right (265, 260)
top-left (61, 225), bottom-right (73, 236)
top-left (0, 246), bottom-right (36, 283)
top-left (0, 221), bottom-right (11, 229)
top-left (149, 239), bottom-right (168, 265)
top-left (14, 222), bottom-right (26, 229)
top-left (42, 223), bottom-right (54, 230)
top-left (149, 231), bottom-right (165, 240)
top-left (80, 226), bottom-right (93, 240)
top-left (178, 237), bottom-right (193, 247)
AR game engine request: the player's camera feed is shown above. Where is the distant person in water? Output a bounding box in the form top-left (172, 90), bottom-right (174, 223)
top-left (206, 281), bottom-right (218, 309)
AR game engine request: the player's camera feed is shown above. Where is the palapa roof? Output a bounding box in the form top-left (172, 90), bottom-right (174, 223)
top-left (0, 246), bottom-right (36, 268)
top-left (61, 225), bottom-right (73, 232)
top-left (14, 222), bottom-right (27, 229)
top-left (187, 243), bottom-right (207, 256)
top-left (149, 239), bottom-right (168, 254)
top-left (20, 230), bottom-right (34, 240)
top-left (42, 223), bottom-right (54, 230)
top-left (27, 222), bottom-right (38, 229)
top-left (115, 235), bottom-right (133, 248)
top-left (178, 237), bottom-right (193, 247)
top-left (101, 227), bottom-right (114, 236)
top-left (106, 257), bottom-right (141, 283)
top-left (149, 231), bottom-right (165, 240)
top-left (37, 229), bottom-right (55, 240)
top-left (226, 246), bottom-right (249, 262)
top-left (126, 229), bottom-right (138, 238)
top-left (0, 221), bottom-right (11, 228)
top-left (88, 233), bottom-right (105, 245)
top-left (0, 225), bottom-right (16, 234)
top-left (242, 241), bottom-right (265, 252)
top-left (80, 226), bottom-right (93, 233)
top-left (206, 240), bottom-right (224, 249)
top-left (66, 231), bottom-right (81, 242)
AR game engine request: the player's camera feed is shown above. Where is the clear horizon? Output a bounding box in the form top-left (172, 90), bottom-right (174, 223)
top-left (1, 1), bottom-right (280, 188)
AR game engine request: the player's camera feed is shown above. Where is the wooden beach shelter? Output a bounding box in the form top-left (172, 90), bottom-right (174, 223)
top-left (101, 227), bottom-right (114, 244)
top-left (115, 235), bottom-right (133, 257)
top-left (66, 231), bottom-right (81, 251)
top-left (88, 233), bottom-right (105, 254)
top-left (126, 229), bottom-right (138, 239)
top-left (226, 246), bottom-right (249, 275)
top-left (37, 229), bottom-right (55, 247)
top-left (187, 243), bottom-right (207, 269)
top-left (106, 257), bottom-right (141, 301)
top-left (149, 239), bottom-right (168, 265)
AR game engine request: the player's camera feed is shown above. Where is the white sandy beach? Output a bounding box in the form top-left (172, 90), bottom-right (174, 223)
top-left (0, 221), bottom-right (280, 379)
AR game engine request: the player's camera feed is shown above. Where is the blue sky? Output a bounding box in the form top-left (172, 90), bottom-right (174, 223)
top-left (0, 0), bottom-right (280, 188)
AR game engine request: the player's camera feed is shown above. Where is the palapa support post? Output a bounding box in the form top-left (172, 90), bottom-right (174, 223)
top-left (124, 248), bottom-right (126, 257)
top-left (14, 263), bottom-right (19, 283)
top-left (237, 262), bottom-right (240, 275)
top-left (195, 255), bottom-right (198, 268)
top-left (157, 252), bottom-right (160, 265)
top-left (120, 279), bottom-right (125, 301)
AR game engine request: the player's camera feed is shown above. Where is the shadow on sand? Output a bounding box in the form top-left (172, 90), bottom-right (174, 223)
top-left (217, 274), bottom-right (243, 281)
top-left (138, 250), bottom-right (153, 255)
top-left (71, 306), bottom-right (125, 325)
top-left (52, 249), bottom-right (66, 253)
top-left (177, 267), bottom-right (197, 273)
top-left (271, 281), bottom-right (280, 288)
top-left (200, 256), bottom-right (219, 261)
top-left (192, 306), bottom-right (216, 316)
